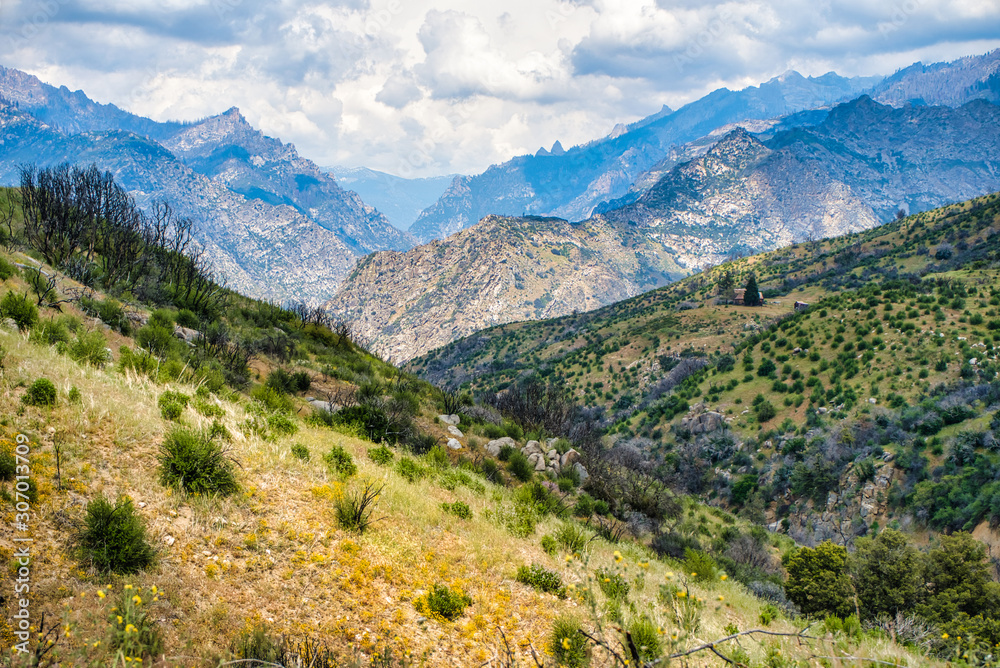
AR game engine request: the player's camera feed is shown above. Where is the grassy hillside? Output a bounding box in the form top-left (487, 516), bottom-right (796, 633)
top-left (0, 172), bottom-right (975, 667)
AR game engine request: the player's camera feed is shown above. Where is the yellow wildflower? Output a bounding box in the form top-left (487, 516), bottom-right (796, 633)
top-left (132, 595), bottom-right (142, 605)
top-left (613, 551), bottom-right (623, 563)
top-left (124, 585), bottom-right (133, 590)
top-left (97, 590), bottom-right (105, 599)
top-left (720, 574), bottom-right (728, 581)
top-left (117, 616), bottom-right (123, 625)
top-left (562, 637), bottom-right (572, 650)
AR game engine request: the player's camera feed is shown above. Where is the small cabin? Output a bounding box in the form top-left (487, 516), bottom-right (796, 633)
top-left (733, 289), bottom-right (764, 306)
top-left (794, 301), bottom-right (810, 312)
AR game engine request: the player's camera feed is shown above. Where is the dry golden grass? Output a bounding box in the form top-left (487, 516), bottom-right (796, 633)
top-left (0, 321), bottom-right (945, 667)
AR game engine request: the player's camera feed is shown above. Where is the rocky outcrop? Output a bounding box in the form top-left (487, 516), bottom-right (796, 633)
top-left (780, 462), bottom-right (899, 547)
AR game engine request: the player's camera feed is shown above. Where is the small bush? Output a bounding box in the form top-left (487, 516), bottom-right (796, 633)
top-left (22, 378), bottom-right (56, 406)
top-left (231, 622), bottom-right (283, 665)
top-left (0, 291), bottom-right (38, 330)
top-left (0, 257), bottom-right (16, 281)
top-left (417, 584), bottom-right (472, 622)
top-left (67, 330), bottom-right (112, 367)
top-left (629, 617), bottom-right (663, 663)
top-left (759, 603), bottom-right (779, 626)
top-left (290, 443), bottom-right (310, 461)
top-left (193, 398), bottom-right (225, 418)
top-left (426, 444), bottom-right (449, 468)
top-left (396, 457), bottom-right (426, 482)
top-left (555, 523), bottom-right (590, 554)
top-left (441, 501), bottom-right (473, 520)
top-left (67, 386), bottom-right (81, 403)
top-left (550, 616), bottom-right (589, 667)
top-left (507, 450), bottom-right (533, 482)
top-left (489, 500), bottom-right (538, 538)
top-left (368, 445), bottom-right (394, 465)
top-left (159, 427), bottom-right (238, 496)
top-left (498, 444), bottom-right (515, 461)
top-left (266, 412), bottom-right (299, 436)
top-left (595, 568), bottom-right (629, 601)
top-left (684, 548), bottom-right (719, 582)
top-left (573, 494), bottom-right (595, 518)
top-left (176, 308), bottom-right (200, 329)
top-left (407, 432), bottom-right (437, 455)
top-left (158, 389), bottom-right (190, 421)
top-left (108, 585), bottom-right (163, 659)
top-left (76, 495), bottom-right (155, 574)
top-left (335, 480), bottom-right (384, 533)
top-left (516, 563), bottom-right (565, 596)
top-left (541, 534), bottom-right (557, 556)
top-left (30, 318), bottom-right (71, 345)
top-left (250, 385), bottom-right (295, 414)
top-left (324, 445), bottom-right (357, 477)
top-left (479, 457), bottom-right (501, 482)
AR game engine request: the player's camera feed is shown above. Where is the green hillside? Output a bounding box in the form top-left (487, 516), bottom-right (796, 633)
top-left (0, 166), bottom-right (994, 667)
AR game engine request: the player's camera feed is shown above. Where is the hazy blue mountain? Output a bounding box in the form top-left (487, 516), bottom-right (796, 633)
top-left (0, 65), bottom-right (418, 301)
top-left (323, 165), bottom-right (456, 231)
top-left (408, 70), bottom-right (881, 242)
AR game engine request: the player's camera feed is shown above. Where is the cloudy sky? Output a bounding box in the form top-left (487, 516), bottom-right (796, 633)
top-left (1, 0), bottom-right (998, 177)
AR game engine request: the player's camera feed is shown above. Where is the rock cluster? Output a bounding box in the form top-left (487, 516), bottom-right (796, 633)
top-left (485, 436), bottom-right (588, 480)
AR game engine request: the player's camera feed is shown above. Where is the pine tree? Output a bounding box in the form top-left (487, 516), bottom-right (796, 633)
top-left (717, 270), bottom-right (736, 302)
top-left (744, 272), bottom-right (760, 306)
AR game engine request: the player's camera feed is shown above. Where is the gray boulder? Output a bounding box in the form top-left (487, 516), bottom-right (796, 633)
top-left (446, 438), bottom-right (462, 450)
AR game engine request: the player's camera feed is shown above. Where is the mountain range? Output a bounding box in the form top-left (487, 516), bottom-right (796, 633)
top-left (409, 50), bottom-right (1000, 244)
top-left (324, 165), bottom-right (456, 231)
top-left (327, 93), bottom-right (1000, 362)
top-left (0, 66), bottom-right (414, 302)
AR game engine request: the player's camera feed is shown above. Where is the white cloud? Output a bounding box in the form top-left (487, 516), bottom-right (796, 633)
top-left (0, 0), bottom-right (997, 177)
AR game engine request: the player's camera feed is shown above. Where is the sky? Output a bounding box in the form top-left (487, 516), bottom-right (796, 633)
top-left (1, 0), bottom-right (999, 178)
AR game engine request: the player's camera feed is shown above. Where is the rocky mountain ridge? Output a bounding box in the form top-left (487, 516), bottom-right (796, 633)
top-left (329, 96), bottom-right (1000, 362)
top-left (0, 66), bottom-right (413, 301)
top-left (409, 51), bottom-right (1000, 244)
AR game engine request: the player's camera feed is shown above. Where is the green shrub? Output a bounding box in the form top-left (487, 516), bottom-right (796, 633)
top-left (175, 308), bottom-right (199, 329)
top-left (250, 385), bottom-right (295, 414)
top-left (324, 445), bottom-right (357, 477)
top-left (209, 419), bottom-right (232, 442)
top-left (333, 404), bottom-right (392, 443)
top-left (108, 585), bottom-right (163, 659)
top-left (67, 386), bottom-right (81, 403)
top-left (759, 603), bottom-right (779, 626)
top-left (192, 398), bottom-right (225, 418)
top-left (290, 443), bottom-right (310, 461)
top-left (80, 297), bottom-right (130, 334)
top-left (489, 500), bottom-right (538, 538)
top-left (158, 390), bottom-right (190, 421)
top-left (1, 446), bottom-right (17, 481)
top-left (118, 346), bottom-right (159, 377)
top-left (595, 568), bottom-right (629, 601)
top-left (158, 427), bottom-right (238, 496)
top-left (541, 535), bottom-right (557, 556)
top-left (22, 378), bottom-right (56, 406)
top-left (549, 616), bottom-right (589, 668)
top-left (0, 257), bottom-right (16, 281)
top-left (396, 457), bottom-right (426, 483)
top-left (516, 564), bottom-right (565, 596)
top-left (67, 330), bottom-right (112, 367)
top-left (479, 457), bottom-right (500, 482)
top-left (497, 444), bottom-right (515, 461)
top-left (507, 450), bottom-right (533, 482)
top-left (418, 584), bottom-right (472, 621)
top-left (160, 400), bottom-right (183, 421)
top-left (441, 501), bottom-right (473, 520)
top-left (266, 412), bottom-right (298, 436)
top-left (684, 548), bottom-right (719, 582)
top-left (0, 291), bottom-right (38, 330)
top-left (573, 494), bottom-right (595, 518)
top-left (75, 495), bottom-right (156, 574)
top-left (368, 445), bottom-right (394, 465)
top-left (754, 399), bottom-right (777, 423)
top-left (557, 476), bottom-right (575, 492)
top-left (30, 318), bottom-right (71, 345)
top-left (629, 616), bottom-right (663, 662)
top-left (335, 480), bottom-right (383, 533)
top-left (426, 444), bottom-right (449, 468)
top-left (135, 321), bottom-right (176, 357)
top-left (555, 523), bottom-right (590, 554)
